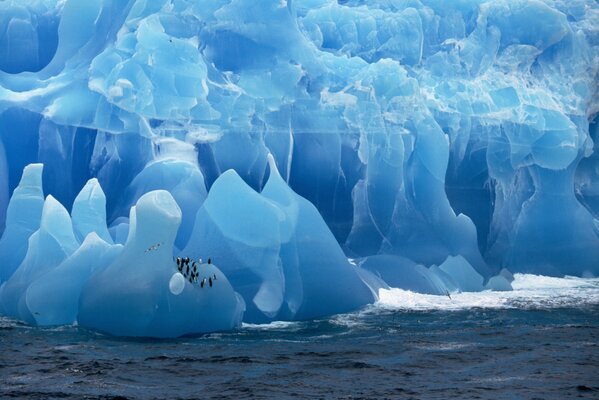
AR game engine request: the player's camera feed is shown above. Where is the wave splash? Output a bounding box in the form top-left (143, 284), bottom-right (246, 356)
top-left (376, 274), bottom-right (599, 311)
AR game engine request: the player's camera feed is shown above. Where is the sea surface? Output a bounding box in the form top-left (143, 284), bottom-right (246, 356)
top-left (1, 274), bottom-right (598, 399)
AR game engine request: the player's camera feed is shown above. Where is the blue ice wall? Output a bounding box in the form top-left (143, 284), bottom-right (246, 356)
top-left (0, 0), bottom-right (598, 335)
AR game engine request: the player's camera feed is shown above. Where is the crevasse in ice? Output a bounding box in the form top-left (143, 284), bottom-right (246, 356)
top-left (0, 0), bottom-right (598, 336)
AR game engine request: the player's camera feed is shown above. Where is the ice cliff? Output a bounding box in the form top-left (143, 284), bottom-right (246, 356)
top-left (0, 0), bottom-right (598, 336)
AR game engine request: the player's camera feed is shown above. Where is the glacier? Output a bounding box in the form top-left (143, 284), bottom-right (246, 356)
top-left (0, 0), bottom-right (598, 337)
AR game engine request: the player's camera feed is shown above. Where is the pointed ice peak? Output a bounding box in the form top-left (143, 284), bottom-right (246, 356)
top-left (40, 195), bottom-right (79, 255)
top-left (267, 153), bottom-right (281, 180)
top-left (0, 163), bottom-right (46, 283)
top-left (72, 178), bottom-right (113, 244)
top-left (262, 154), bottom-right (297, 213)
top-left (18, 163), bottom-right (44, 189)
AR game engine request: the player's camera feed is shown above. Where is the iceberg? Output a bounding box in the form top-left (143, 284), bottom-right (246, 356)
top-left (78, 190), bottom-right (245, 337)
top-left (71, 178), bottom-right (113, 244)
top-left (25, 232), bottom-right (121, 326)
top-left (0, 163), bottom-right (44, 284)
top-left (182, 155), bottom-right (375, 322)
top-left (0, 194), bottom-right (79, 322)
top-left (0, 0), bottom-right (598, 335)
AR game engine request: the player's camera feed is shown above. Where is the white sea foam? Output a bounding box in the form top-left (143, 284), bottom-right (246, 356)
top-left (242, 321), bottom-right (302, 331)
top-left (376, 274), bottom-right (599, 311)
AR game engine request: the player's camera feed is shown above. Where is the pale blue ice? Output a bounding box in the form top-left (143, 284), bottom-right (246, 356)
top-left (0, 0), bottom-right (598, 337)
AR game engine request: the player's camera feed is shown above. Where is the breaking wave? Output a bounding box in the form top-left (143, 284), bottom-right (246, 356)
top-left (376, 274), bottom-right (599, 311)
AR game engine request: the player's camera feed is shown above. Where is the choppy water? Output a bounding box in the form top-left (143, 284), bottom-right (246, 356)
top-left (1, 274), bottom-right (598, 399)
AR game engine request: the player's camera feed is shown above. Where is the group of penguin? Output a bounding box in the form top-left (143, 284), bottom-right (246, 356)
top-left (175, 257), bottom-right (217, 288)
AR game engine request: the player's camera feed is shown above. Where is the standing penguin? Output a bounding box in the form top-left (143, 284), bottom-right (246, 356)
top-left (213, 273), bottom-right (217, 281)
top-left (208, 258), bottom-right (211, 265)
top-left (201, 278), bottom-right (206, 288)
top-left (209, 277), bottom-right (213, 287)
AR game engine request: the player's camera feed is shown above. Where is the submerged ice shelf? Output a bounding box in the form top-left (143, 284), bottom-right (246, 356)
top-left (0, 0), bottom-right (598, 337)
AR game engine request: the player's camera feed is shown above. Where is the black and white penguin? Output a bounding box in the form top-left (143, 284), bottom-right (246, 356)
top-left (213, 273), bottom-right (217, 281)
top-left (209, 277), bottom-right (212, 287)
top-left (208, 258), bottom-right (211, 265)
top-left (201, 278), bottom-right (206, 288)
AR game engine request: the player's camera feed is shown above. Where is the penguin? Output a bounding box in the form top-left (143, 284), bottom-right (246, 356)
top-left (189, 276), bottom-right (193, 283)
top-left (209, 277), bottom-right (213, 287)
top-left (446, 290), bottom-right (452, 300)
top-left (186, 265), bottom-right (190, 276)
top-left (208, 258), bottom-right (211, 265)
top-left (201, 278), bottom-right (206, 288)
top-left (213, 273), bottom-right (217, 281)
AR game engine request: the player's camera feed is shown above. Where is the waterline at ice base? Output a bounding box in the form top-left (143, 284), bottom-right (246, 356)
top-left (0, 0), bottom-right (598, 338)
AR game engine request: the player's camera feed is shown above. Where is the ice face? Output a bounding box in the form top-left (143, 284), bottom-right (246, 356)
top-left (183, 168), bottom-right (286, 322)
top-left (78, 190), bottom-right (245, 337)
top-left (261, 155), bottom-right (375, 320)
top-left (437, 255), bottom-right (485, 293)
top-left (71, 178), bottom-right (113, 244)
top-left (0, 194), bottom-right (79, 322)
top-left (116, 158), bottom-right (208, 250)
top-left (183, 156), bottom-right (375, 322)
top-left (360, 255), bottom-right (449, 296)
top-left (25, 232), bottom-right (121, 326)
top-left (0, 0), bottom-right (598, 334)
top-left (0, 163), bottom-right (44, 284)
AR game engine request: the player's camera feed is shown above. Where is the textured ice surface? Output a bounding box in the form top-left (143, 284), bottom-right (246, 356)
top-left (0, 164), bottom-right (44, 283)
top-left (78, 190), bottom-right (244, 337)
top-left (183, 156), bottom-right (375, 322)
top-left (71, 178), bottom-right (112, 244)
top-left (0, 194), bottom-right (79, 323)
top-left (26, 232), bottom-right (121, 326)
top-left (0, 0), bottom-right (598, 335)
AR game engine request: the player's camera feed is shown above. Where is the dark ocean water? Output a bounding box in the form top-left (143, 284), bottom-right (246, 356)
top-left (1, 274), bottom-right (598, 400)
